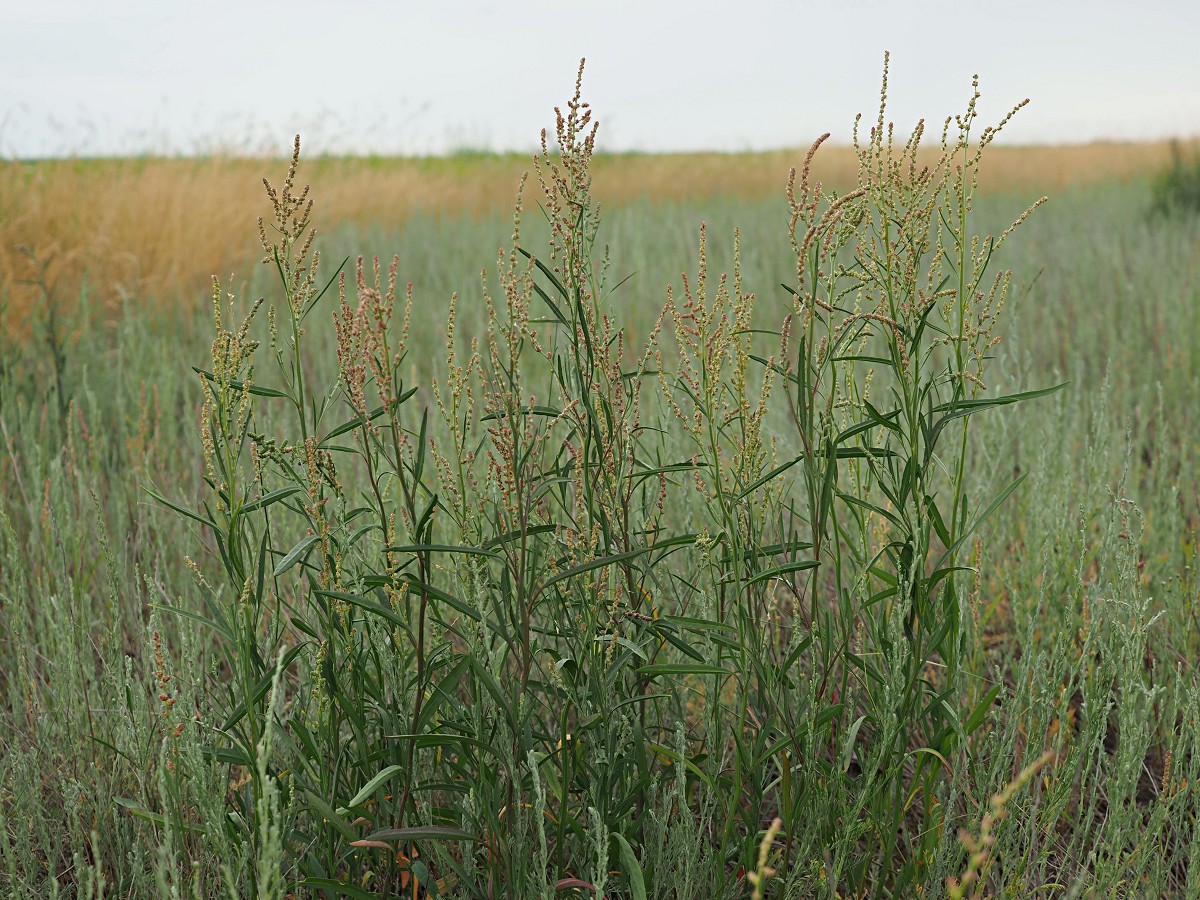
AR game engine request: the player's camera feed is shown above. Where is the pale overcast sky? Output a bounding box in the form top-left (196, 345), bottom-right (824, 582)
top-left (2, 0), bottom-right (1197, 158)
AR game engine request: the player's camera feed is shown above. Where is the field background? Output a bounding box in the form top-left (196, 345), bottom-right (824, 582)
top-left (2, 139), bottom-right (1195, 326)
top-left (3, 138), bottom-right (1200, 897)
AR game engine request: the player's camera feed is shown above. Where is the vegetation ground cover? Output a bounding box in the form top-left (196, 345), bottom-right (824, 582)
top-left (2, 64), bottom-right (1199, 898)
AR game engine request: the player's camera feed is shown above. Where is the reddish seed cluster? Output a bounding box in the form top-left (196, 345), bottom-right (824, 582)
top-left (151, 630), bottom-right (177, 719)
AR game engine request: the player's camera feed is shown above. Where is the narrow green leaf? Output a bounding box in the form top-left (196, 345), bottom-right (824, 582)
top-left (317, 589), bottom-right (404, 630)
top-left (273, 534), bottom-right (319, 577)
top-left (414, 406), bottom-right (430, 483)
top-left (924, 565), bottom-right (974, 595)
top-left (931, 382), bottom-right (1068, 420)
top-left (925, 495), bottom-right (952, 549)
top-left (645, 743), bottom-right (714, 789)
top-left (638, 663), bottom-right (728, 677)
top-left (415, 655), bottom-right (472, 734)
top-left (480, 403), bottom-right (563, 422)
top-left (817, 442), bottom-right (837, 536)
top-left (941, 699), bottom-right (970, 747)
top-left (654, 627), bottom-right (707, 662)
top-left (535, 547), bottom-right (649, 595)
top-left (302, 790), bottom-right (358, 842)
top-left (482, 523), bottom-right (558, 550)
top-left (864, 400), bottom-right (904, 434)
top-left (838, 491), bottom-right (905, 528)
top-left (630, 460), bottom-right (706, 483)
top-left (611, 833), bottom-right (648, 900)
top-left (192, 367), bottom-right (289, 399)
top-left (517, 247), bottom-right (570, 300)
top-left (340, 765), bottom-right (406, 814)
top-left (596, 635), bottom-right (648, 661)
top-left (744, 559), bottom-right (819, 586)
top-left (220, 644), bottom-right (305, 732)
top-left (837, 407), bottom-right (902, 443)
top-left (241, 486), bottom-right (302, 513)
top-left (965, 683), bottom-right (1003, 735)
top-left (361, 825), bottom-right (475, 843)
top-left (319, 402), bottom-right (393, 445)
top-left (144, 488), bottom-right (215, 529)
top-left (385, 543), bottom-right (500, 560)
top-left (831, 354), bottom-right (894, 366)
top-left (840, 715), bottom-right (868, 773)
top-left (733, 453), bottom-right (806, 501)
top-left (299, 255), bottom-right (350, 324)
top-left (115, 798), bottom-right (207, 833)
top-left (150, 603), bottom-right (234, 644)
top-left (197, 744), bottom-right (252, 768)
top-left (661, 615), bottom-right (735, 634)
top-left (846, 652), bottom-right (884, 686)
top-left (400, 576), bottom-right (482, 622)
top-left (414, 493), bottom-right (439, 541)
top-left (935, 472), bottom-right (1028, 570)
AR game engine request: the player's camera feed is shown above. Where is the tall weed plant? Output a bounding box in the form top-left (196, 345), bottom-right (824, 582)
top-left (1150, 140), bottom-right (1200, 218)
top-left (144, 58), bottom-right (1061, 897)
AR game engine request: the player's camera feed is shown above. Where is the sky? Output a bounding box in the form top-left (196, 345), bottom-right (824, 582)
top-left (2, 0), bottom-right (1198, 158)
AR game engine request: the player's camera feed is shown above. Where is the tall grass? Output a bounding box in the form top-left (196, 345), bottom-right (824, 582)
top-left (2, 61), bottom-right (1199, 899)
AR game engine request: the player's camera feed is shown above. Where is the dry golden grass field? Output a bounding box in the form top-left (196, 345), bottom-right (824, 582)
top-left (1, 139), bottom-right (1193, 328)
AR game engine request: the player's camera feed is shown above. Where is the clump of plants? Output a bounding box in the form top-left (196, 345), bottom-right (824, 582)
top-left (143, 56), bottom-right (1060, 897)
top-left (1150, 140), bottom-right (1200, 217)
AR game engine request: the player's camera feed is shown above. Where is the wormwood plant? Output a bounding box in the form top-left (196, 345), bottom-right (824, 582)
top-left (148, 59), bottom-right (1058, 897)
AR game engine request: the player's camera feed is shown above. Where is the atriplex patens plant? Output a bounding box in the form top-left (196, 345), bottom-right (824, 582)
top-left (148, 58), bottom-right (1060, 897)
top-left (656, 53), bottom-right (1059, 891)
